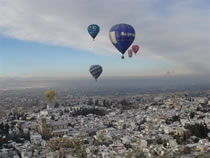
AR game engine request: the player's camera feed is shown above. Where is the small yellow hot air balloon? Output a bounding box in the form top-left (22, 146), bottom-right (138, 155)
top-left (44, 90), bottom-right (55, 102)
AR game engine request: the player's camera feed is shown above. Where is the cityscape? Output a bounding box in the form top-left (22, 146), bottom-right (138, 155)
top-left (0, 79), bottom-right (210, 157)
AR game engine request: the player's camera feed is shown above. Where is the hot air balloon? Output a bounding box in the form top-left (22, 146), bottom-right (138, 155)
top-left (132, 45), bottom-right (139, 55)
top-left (109, 24), bottom-right (135, 59)
top-left (89, 65), bottom-right (103, 81)
top-left (44, 90), bottom-right (55, 102)
top-left (88, 24), bottom-right (100, 41)
top-left (128, 49), bottom-right (133, 58)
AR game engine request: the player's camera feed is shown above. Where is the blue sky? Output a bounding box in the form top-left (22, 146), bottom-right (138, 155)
top-left (0, 0), bottom-right (209, 79)
top-left (0, 36), bottom-right (175, 78)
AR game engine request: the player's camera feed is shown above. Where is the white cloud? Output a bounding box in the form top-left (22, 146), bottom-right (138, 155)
top-left (0, 0), bottom-right (209, 76)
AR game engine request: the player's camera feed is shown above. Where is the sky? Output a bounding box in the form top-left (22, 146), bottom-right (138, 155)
top-left (0, 0), bottom-right (209, 80)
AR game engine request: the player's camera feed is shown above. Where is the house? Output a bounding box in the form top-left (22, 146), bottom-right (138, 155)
top-left (0, 149), bottom-right (19, 158)
top-left (30, 132), bottom-right (42, 145)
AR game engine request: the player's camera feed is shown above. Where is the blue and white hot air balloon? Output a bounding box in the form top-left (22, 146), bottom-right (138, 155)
top-left (88, 24), bottom-right (100, 41)
top-left (109, 24), bottom-right (135, 59)
top-left (89, 65), bottom-right (103, 81)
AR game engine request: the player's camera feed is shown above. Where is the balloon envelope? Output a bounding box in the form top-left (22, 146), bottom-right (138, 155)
top-left (128, 49), bottom-right (133, 58)
top-left (132, 45), bottom-right (139, 54)
top-left (88, 24), bottom-right (100, 40)
top-left (89, 65), bottom-right (103, 81)
top-left (44, 90), bottom-right (55, 102)
top-left (109, 24), bottom-right (135, 57)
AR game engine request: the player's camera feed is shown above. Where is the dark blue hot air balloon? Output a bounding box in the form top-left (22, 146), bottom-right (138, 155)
top-left (89, 65), bottom-right (103, 81)
top-left (88, 24), bottom-right (100, 41)
top-left (109, 24), bottom-right (135, 59)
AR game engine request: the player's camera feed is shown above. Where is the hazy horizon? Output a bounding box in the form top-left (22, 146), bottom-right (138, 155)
top-left (0, 74), bottom-right (209, 92)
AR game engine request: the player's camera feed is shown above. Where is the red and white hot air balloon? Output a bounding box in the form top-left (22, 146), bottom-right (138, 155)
top-left (132, 45), bottom-right (139, 55)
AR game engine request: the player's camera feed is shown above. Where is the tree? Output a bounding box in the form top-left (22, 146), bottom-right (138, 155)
top-left (64, 109), bottom-right (69, 113)
top-left (54, 102), bottom-right (60, 108)
top-left (103, 99), bottom-right (106, 107)
top-left (0, 123), bottom-right (4, 131)
top-left (87, 98), bottom-right (93, 105)
top-left (4, 124), bottom-right (9, 134)
top-left (51, 115), bottom-right (55, 120)
top-left (94, 99), bottom-right (99, 106)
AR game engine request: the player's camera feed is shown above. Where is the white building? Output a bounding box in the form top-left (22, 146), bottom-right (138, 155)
top-left (0, 149), bottom-right (19, 158)
top-left (30, 132), bottom-right (42, 146)
top-left (193, 97), bottom-right (208, 105)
